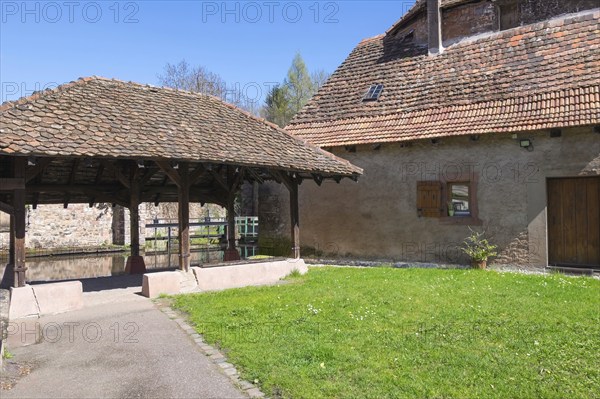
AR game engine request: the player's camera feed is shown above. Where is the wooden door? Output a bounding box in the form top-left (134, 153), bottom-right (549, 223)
top-left (547, 177), bottom-right (600, 267)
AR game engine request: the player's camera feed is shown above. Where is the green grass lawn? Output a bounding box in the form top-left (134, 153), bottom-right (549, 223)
top-left (173, 267), bottom-right (600, 399)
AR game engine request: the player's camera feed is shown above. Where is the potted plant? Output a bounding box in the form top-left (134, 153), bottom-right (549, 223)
top-left (447, 202), bottom-right (455, 217)
top-left (461, 228), bottom-right (497, 269)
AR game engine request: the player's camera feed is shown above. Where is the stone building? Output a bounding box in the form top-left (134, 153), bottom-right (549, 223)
top-left (261, 0), bottom-right (600, 268)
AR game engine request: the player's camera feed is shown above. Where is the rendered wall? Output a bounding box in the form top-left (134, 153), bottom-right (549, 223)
top-left (260, 128), bottom-right (600, 268)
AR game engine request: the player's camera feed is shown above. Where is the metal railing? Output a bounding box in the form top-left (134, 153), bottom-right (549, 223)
top-left (144, 216), bottom-right (258, 254)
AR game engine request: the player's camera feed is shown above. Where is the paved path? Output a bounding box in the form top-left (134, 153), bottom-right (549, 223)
top-left (4, 285), bottom-right (246, 399)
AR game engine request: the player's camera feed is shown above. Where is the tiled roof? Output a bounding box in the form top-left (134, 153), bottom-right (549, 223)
top-left (287, 9), bottom-right (600, 147)
top-left (0, 77), bottom-right (361, 177)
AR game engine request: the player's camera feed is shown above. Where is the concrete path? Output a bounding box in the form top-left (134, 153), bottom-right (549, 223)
top-left (3, 286), bottom-right (246, 399)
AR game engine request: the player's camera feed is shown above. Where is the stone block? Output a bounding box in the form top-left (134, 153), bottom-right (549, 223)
top-left (9, 285), bottom-right (40, 319)
top-left (192, 259), bottom-right (307, 291)
top-left (141, 271), bottom-right (182, 298)
top-left (33, 281), bottom-right (83, 316)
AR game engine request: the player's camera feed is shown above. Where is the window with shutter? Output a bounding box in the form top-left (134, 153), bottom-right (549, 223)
top-left (417, 181), bottom-right (443, 217)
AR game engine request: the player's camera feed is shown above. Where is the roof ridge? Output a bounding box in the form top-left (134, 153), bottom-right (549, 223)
top-left (358, 34), bottom-right (385, 45)
top-left (0, 76), bottom-right (91, 112)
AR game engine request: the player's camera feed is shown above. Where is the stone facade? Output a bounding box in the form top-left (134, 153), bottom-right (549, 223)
top-left (260, 127), bottom-right (600, 267)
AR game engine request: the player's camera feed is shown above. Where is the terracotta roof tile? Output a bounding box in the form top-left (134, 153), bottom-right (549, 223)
top-left (288, 9), bottom-right (600, 146)
top-left (0, 77), bottom-right (361, 177)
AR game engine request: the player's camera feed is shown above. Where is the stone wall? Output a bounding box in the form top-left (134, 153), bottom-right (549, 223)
top-left (396, 0), bottom-right (599, 48)
top-left (0, 202), bottom-right (226, 251)
top-left (259, 127), bottom-right (600, 267)
top-left (442, 1), bottom-right (498, 46)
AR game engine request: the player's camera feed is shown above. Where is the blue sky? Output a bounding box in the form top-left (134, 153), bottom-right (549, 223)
top-left (0, 1), bottom-right (415, 104)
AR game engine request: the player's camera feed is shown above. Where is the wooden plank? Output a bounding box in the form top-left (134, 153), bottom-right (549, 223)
top-left (575, 179), bottom-right (588, 265)
top-left (562, 178), bottom-right (577, 264)
top-left (178, 163), bottom-right (190, 271)
top-left (547, 179), bottom-right (563, 265)
top-left (0, 178), bottom-right (25, 191)
top-left (586, 177), bottom-right (600, 266)
top-left (417, 181), bottom-right (443, 217)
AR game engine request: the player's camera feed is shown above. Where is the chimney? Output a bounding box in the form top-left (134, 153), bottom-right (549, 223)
top-left (427, 0), bottom-right (444, 55)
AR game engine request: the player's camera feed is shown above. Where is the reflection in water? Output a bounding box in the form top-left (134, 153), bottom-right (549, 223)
top-left (0, 245), bottom-right (258, 283)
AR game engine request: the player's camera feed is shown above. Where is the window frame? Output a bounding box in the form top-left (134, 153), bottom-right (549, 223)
top-left (440, 173), bottom-right (482, 225)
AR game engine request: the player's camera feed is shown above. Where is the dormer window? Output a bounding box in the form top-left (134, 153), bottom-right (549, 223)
top-left (363, 84), bottom-right (384, 102)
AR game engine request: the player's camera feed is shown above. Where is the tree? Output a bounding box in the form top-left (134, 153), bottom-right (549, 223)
top-left (158, 60), bottom-right (257, 113)
top-left (311, 69), bottom-right (331, 92)
top-left (284, 53), bottom-right (315, 115)
top-left (262, 85), bottom-right (291, 128)
top-left (261, 54), bottom-right (331, 127)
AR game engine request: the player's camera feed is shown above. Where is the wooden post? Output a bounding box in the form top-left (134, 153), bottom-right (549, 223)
top-left (178, 163), bottom-right (190, 271)
top-left (227, 195), bottom-right (236, 251)
top-left (13, 157), bottom-right (27, 287)
top-left (223, 166), bottom-right (241, 261)
top-left (223, 193), bottom-right (241, 261)
top-left (8, 215), bottom-right (15, 266)
top-left (125, 164), bottom-right (146, 274)
top-left (252, 181), bottom-right (259, 216)
top-left (130, 190), bottom-right (140, 258)
top-left (289, 179), bottom-right (300, 259)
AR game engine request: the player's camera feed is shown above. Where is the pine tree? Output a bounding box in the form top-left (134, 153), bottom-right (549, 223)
top-left (262, 85), bottom-right (291, 128)
top-left (285, 53), bottom-right (315, 115)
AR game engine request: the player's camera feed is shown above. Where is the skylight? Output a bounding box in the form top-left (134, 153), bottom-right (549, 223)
top-left (363, 84), bottom-right (384, 101)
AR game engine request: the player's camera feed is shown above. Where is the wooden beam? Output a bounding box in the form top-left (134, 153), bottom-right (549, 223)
top-left (0, 201), bottom-right (14, 214)
top-left (89, 163), bottom-right (105, 205)
top-left (208, 168), bottom-right (229, 191)
top-left (154, 176), bottom-right (169, 206)
top-left (270, 170), bottom-right (293, 191)
top-left (0, 178), bottom-right (25, 191)
top-left (101, 161), bottom-right (131, 189)
top-left (247, 168), bottom-right (264, 184)
top-left (312, 173), bottom-right (324, 186)
top-left (63, 159), bottom-right (80, 208)
top-left (94, 163), bottom-right (105, 184)
top-left (189, 164), bottom-right (208, 185)
top-left (178, 163), bottom-right (190, 272)
top-left (138, 167), bottom-right (160, 186)
top-left (25, 157), bottom-right (53, 183)
top-left (230, 167), bottom-right (246, 192)
top-left (27, 184), bottom-right (123, 193)
top-left (155, 160), bottom-right (181, 187)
